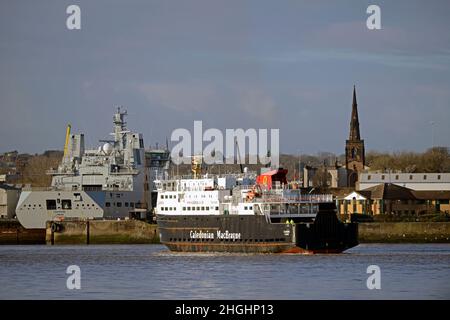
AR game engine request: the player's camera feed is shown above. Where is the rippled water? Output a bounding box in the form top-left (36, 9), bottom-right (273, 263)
top-left (0, 244), bottom-right (449, 299)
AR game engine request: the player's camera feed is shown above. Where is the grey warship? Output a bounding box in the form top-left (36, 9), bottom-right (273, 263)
top-left (16, 108), bottom-right (153, 229)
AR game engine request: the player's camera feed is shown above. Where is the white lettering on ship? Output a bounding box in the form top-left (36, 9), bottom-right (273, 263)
top-left (190, 230), bottom-right (215, 239)
top-left (189, 230), bottom-right (241, 240)
top-left (216, 230), bottom-right (241, 240)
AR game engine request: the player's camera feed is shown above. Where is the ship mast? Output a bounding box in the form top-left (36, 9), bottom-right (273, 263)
top-left (191, 155), bottom-right (203, 179)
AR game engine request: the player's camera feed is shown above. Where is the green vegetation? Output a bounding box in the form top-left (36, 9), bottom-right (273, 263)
top-left (366, 147), bottom-right (450, 173)
top-left (2, 146), bottom-right (449, 187)
top-left (342, 212), bottom-right (450, 223)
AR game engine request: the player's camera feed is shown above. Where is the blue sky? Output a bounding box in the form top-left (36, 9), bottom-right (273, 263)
top-left (1, 0), bottom-right (449, 155)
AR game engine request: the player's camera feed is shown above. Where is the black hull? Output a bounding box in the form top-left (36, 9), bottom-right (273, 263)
top-left (157, 203), bottom-right (358, 254)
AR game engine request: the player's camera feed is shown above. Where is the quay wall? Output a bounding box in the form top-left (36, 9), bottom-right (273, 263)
top-left (358, 222), bottom-right (450, 243)
top-left (0, 219), bottom-right (46, 244)
top-left (2, 219), bottom-right (450, 245)
top-left (46, 220), bottom-right (160, 245)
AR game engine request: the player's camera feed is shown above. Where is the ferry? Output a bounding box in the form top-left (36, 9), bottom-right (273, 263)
top-left (155, 156), bottom-right (358, 253)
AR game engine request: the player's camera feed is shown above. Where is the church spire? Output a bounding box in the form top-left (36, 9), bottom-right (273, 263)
top-left (349, 85), bottom-right (361, 141)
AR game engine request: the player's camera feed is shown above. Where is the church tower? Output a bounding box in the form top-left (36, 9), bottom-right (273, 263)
top-left (345, 86), bottom-right (365, 187)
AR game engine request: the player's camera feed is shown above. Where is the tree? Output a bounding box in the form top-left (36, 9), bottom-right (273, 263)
top-left (21, 155), bottom-right (61, 187)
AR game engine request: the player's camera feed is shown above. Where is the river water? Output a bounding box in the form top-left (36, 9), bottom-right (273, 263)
top-left (0, 244), bottom-right (449, 299)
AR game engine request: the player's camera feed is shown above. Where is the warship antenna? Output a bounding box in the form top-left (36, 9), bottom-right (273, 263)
top-left (234, 137), bottom-right (244, 174)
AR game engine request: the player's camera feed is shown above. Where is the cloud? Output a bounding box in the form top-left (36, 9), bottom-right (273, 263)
top-left (138, 82), bottom-right (217, 112)
top-left (237, 88), bottom-right (277, 123)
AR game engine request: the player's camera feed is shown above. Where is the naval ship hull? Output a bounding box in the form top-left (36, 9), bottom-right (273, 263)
top-left (157, 204), bottom-right (358, 254)
top-left (16, 189), bottom-right (143, 229)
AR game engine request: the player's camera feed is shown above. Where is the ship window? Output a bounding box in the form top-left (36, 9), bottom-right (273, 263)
top-left (424, 175), bottom-right (427, 180)
top-left (206, 206), bottom-right (209, 210)
top-left (249, 206), bottom-right (253, 210)
top-left (197, 207), bottom-right (200, 211)
top-left (410, 175), bottom-right (413, 180)
top-left (201, 206), bottom-right (205, 210)
top-left (125, 202), bottom-right (129, 207)
top-left (130, 203), bottom-right (134, 208)
top-left (117, 202), bottom-right (122, 207)
top-left (160, 195), bottom-right (163, 199)
top-left (105, 202), bottom-right (111, 207)
top-left (61, 199), bottom-right (72, 210)
top-left (244, 206), bottom-right (248, 210)
top-left (134, 149), bottom-right (141, 165)
top-left (183, 207), bottom-right (186, 211)
top-left (438, 175), bottom-right (441, 180)
top-left (46, 200), bottom-right (56, 210)
top-left (367, 175), bottom-right (371, 180)
top-left (216, 207), bottom-right (219, 210)
top-left (381, 175), bottom-right (385, 180)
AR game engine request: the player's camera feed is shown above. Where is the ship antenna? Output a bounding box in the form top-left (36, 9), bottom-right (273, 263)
top-left (234, 137), bottom-right (244, 174)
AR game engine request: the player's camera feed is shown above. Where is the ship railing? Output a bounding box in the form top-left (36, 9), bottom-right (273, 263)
top-left (259, 194), bottom-right (333, 204)
top-left (156, 172), bottom-right (256, 181)
top-left (46, 169), bottom-right (74, 175)
top-left (266, 211), bottom-right (317, 218)
top-left (109, 169), bottom-right (140, 175)
top-left (21, 186), bottom-right (55, 191)
top-left (256, 202), bottom-right (320, 222)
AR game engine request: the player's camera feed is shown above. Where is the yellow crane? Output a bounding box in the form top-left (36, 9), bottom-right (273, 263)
top-left (63, 124), bottom-right (71, 157)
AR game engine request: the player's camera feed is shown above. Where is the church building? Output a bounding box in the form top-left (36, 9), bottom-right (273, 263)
top-left (345, 86), bottom-right (365, 187)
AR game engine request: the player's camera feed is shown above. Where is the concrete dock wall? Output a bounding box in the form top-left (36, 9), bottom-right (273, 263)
top-left (0, 220), bottom-right (46, 244)
top-left (46, 220), bottom-right (160, 245)
top-left (359, 222), bottom-right (450, 243)
top-left (3, 219), bottom-right (450, 245)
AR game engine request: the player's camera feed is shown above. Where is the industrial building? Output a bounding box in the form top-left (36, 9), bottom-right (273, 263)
top-left (359, 173), bottom-right (450, 191)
